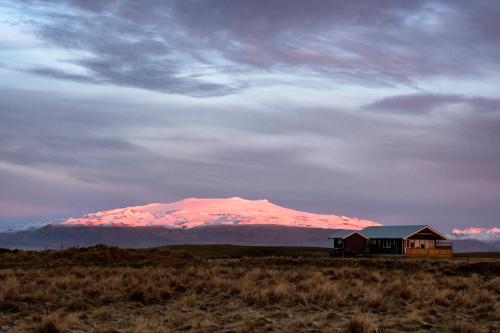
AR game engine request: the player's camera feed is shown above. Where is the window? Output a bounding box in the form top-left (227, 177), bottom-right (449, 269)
top-left (371, 239), bottom-right (377, 245)
top-left (334, 239), bottom-right (343, 248)
top-left (382, 240), bottom-right (392, 248)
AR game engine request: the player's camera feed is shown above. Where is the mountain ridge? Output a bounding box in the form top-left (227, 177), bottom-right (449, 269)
top-left (1, 197), bottom-right (497, 252)
top-left (0, 224), bottom-right (497, 253)
top-left (449, 227), bottom-right (500, 242)
top-left (53, 197), bottom-right (381, 230)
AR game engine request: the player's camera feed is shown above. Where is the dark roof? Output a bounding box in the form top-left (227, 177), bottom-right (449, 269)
top-left (359, 225), bottom-right (446, 239)
top-left (328, 229), bottom-right (367, 239)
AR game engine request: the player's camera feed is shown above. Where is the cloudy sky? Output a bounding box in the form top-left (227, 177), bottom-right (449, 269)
top-left (1, 0), bottom-right (499, 231)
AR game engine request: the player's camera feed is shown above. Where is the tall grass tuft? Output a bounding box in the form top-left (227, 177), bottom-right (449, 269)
top-left (344, 314), bottom-right (373, 333)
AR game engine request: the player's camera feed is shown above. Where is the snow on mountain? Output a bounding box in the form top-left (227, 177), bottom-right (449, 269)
top-left (0, 221), bottom-right (48, 233)
top-left (449, 227), bottom-right (500, 242)
top-left (53, 197), bottom-right (381, 230)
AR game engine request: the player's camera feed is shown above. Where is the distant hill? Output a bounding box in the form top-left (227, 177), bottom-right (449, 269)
top-left (0, 224), bottom-right (498, 253)
top-left (450, 239), bottom-right (499, 253)
top-left (0, 224), bottom-right (337, 250)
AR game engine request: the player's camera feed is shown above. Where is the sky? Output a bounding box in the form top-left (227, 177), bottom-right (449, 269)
top-left (0, 0), bottom-right (499, 231)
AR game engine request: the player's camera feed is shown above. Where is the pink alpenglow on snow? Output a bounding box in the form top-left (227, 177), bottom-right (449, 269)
top-left (56, 197), bottom-right (381, 230)
top-left (450, 227), bottom-right (500, 241)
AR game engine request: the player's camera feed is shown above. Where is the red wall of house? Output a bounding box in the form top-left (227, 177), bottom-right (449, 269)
top-left (345, 233), bottom-right (367, 253)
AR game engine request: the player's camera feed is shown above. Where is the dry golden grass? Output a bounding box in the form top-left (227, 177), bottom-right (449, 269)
top-left (0, 246), bottom-right (498, 332)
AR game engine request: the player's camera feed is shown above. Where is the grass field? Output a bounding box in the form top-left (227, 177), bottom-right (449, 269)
top-left (0, 245), bottom-right (499, 332)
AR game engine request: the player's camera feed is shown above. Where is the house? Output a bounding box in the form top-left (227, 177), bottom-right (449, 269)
top-left (328, 229), bottom-right (368, 256)
top-left (329, 225), bottom-right (453, 257)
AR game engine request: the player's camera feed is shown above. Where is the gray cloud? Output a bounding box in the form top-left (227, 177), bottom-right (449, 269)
top-left (1, 1), bottom-right (500, 231)
top-left (364, 93), bottom-right (500, 114)
top-left (28, 67), bottom-right (99, 84)
top-left (1, 88), bottom-right (500, 229)
top-left (8, 0), bottom-right (500, 95)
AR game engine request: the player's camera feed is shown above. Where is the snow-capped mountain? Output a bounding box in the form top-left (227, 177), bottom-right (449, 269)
top-left (53, 197), bottom-right (381, 230)
top-left (0, 222), bottom-right (47, 233)
top-left (449, 227), bottom-right (500, 242)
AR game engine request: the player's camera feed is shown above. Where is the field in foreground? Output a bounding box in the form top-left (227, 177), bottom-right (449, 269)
top-left (0, 245), bottom-right (499, 333)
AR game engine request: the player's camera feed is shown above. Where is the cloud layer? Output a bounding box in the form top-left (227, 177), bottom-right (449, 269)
top-left (7, 0), bottom-right (500, 95)
top-left (1, 0), bottom-right (500, 230)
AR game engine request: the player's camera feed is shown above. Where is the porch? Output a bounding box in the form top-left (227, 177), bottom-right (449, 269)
top-left (405, 241), bottom-right (453, 257)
